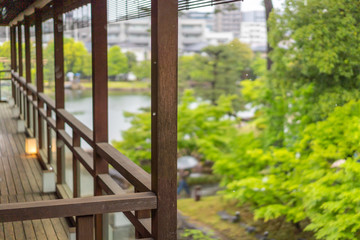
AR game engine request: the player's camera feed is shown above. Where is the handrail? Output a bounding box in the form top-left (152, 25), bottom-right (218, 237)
top-left (97, 142), bottom-right (151, 192)
top-left (38, 92), bottom-right (56, 110)
top-left (57, 108), bottom-right (94, 146)
top-left (0, 192), bottom-right (157, 222)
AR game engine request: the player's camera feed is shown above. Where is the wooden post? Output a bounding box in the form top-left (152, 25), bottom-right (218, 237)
top-left (73, 131), bottom-right (80, 198)
top-left (24, 16), bottom-right (31, 129)
top-left (91, 0), bottom-right (109, 238)
top-left (10, 26), bottom-right (16, 101)
top-left (18, 23), bottom-right (23, 116)
top-left (76, 215), bottom-right (94, 240)
top-left (151, 0), bottom-right (178, 239)
top-left (54, 0), bottom-right (65, 184)
top-left (35, 8), bottom-right (44, 149)
top-left (18, 23), bottom-right (23, 77)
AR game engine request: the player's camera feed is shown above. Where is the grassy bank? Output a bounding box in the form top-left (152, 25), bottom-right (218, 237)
top-left (178, 196), bottom-right (314, 240)
top-left (81, 81), bottom-right (150, 91)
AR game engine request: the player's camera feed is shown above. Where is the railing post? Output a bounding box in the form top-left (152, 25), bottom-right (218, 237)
top-left (46, 105), bottom-right (52, 164)
top-left (76, 215), bottom-right (94, 240)
top-left (17, 23), bottom-right (23, 117)
top-left (17, 23), bottom-right (23, 77)
top-left (151, 0), bottom-right (178, 239)
top-left (24, 16), bottom-right (31, 130)
top-left (35, 8), bottom-right (44, 149)
top-left (73, 130), bottom-right (81, 198)
top-left (91, 0), bottom-right (109, 238)
top-left (54, 0), bottom-right (65, 185)
top-left (10, 26), bottom-right (16, 101)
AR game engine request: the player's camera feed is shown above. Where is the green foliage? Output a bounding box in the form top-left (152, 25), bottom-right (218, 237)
top-left (108, 45), bottom-right (128, 77)
top-left (181, 229), bottom-right (218, 240)
top-left (132, 60), bottom-right (151, 80)
top-left (112, 90), bottom-right (239, 169)
top-left (63, 38), bottom-right (92, 77)
top-left (216, 100), bottom-right (360, 240)
top-left (125, 51), bottom-right (137, 72)
top-left (185, 39), bottom-right (253, 105)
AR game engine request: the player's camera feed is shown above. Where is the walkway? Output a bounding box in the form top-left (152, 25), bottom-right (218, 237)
top-left (0, 102), bottom-right (69, 239)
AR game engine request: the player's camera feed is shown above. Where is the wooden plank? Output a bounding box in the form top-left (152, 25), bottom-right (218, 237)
top-left (96, 143), bottom-right (151, 192)
top-left (1, 196), bottom-right (15, 240)
top-left (16, 194), bottom-right (37, 240)
top-left (0, 192), bottom-right (157, 222)
top-left (24, 194), bottom-right (47, 240)
top-left (32, 193), bottom-right (59, 240)
top-left (151, 0), bottom-right (178, 238)
top-left (8, 195), bottom-right (25, 240)
top-left (76, 215), bottom-right (94, 240)
top-left (43, 194), bottom-right (69, 240)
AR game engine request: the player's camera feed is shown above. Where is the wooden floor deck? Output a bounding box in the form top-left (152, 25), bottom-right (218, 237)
top-left (0, 103), bottom-right (69, 240)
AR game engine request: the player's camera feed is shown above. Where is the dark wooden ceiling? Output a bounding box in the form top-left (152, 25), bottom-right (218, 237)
top-left (0, 0), bottom-right (36, 25)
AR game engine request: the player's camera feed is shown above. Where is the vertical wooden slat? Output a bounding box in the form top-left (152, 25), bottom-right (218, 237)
top-left (54, 0), bottom-right (65, 184)
top-left (35, 8), bottom-right (44, 149)
top-left (76, 215), bottom-right (94, 240)
top-left (46, 106), bottom-right (51, 164)
top-left (17, 23), bottom-right (23, 77)
top-left (91, 0), bottom-right (109, 238)
top-left (11, 26), bottom-right (17, 72)
top-left (73, 131), bottom-right (80, 198)
top-left (151, 0), bottom-right (178, 239)
top-left (24, 16), bottom-right (31, 129)
top-left (10, 26), bottom-right (16, 101)
top-left (17, 23), bottom-right (23, 117)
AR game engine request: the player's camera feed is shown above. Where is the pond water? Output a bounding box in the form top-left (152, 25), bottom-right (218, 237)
top-left (64, 89), bottom-right (151, 143)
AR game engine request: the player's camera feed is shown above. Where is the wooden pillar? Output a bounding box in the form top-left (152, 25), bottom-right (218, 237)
top-left (17, 23), bottom-right (23, 117)
top-left (24, 16), bottom-right (31, 129)
top-left (11, 26), bottom-right (17, 72)
top-left (35, 8), bottom-right (44, 149)
top-left (91, 0), bottom-right (108, 238)
top-left (54, 0), bottom-right (65, 184)
top-left (151, 0), bottom-right (178, 239)
top-left (76, 215), bottom-right (94, 240)
top-left (17, 23), bottom-right (23, 77)
top-left (10, 26), bottom-right (16, 101)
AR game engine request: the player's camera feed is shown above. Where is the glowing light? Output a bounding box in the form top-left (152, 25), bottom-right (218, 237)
top-left (25, 138), bottom-right (37, 155)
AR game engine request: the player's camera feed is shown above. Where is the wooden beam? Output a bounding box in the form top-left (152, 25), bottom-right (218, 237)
top-left (76, 215), bottom-right (94, 240)
top-left (91, 0), bottom-right (108, 238)
top-left (151, 0), bottom-right (178, 239)
top-left (54, 0), bottom-right (65, 185)
top-left (0, 192), bottom-right (157, 222)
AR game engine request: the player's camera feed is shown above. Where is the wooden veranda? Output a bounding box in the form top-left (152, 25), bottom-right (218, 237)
top-left (0, 0), bottom-right (243, 239)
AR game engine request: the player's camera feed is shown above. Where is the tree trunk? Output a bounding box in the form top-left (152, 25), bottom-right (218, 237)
top-left (264, 0), bottom-right (274, 70)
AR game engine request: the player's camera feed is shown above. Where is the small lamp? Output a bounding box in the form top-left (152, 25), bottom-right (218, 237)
top-left (25, 138), bottom-right (37, 155)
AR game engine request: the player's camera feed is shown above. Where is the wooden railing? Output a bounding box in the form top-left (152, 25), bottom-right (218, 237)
top-left (5, 71), bottom-right (155, 239)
